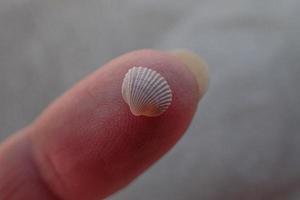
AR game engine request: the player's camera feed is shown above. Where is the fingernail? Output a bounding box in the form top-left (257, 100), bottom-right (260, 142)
top-left (168, 49), bottom-right (209, 96)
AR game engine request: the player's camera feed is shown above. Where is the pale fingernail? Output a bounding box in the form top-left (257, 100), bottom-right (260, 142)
top-left (168, 49), bottom-right (209, 97)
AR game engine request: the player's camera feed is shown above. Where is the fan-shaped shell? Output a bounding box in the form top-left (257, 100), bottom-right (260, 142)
top-left (122, 66), bottom-right (172, 117)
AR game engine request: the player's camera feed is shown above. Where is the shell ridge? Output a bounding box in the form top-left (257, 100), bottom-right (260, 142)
top-left (148, 93), bottom-right (172, 107)
top-left (135, 68), bottom-right (161, 111)
top-left (145, 84), bottom-right (171, 105)
top-left (126, 68), bottom-right (132, 105)
top-left (138, 71), bottom-right (161, 106)
top-left (131, 67), bottom-right (142, 106)
top-left (134, 67), bottom-right (152, 108)
top-left (155, 97), bottom-right (173, 106)
top-left (135, 69), bottom-right (157, 111)
top-left (147, 89), bottom-right (172, 106)
top-left (127, 68), bottom-right (134, 106)
top-left (142, 77), bottom-right (166, 104)
top-left (132, 67), bottom-right (149, 112)
top-left (122, 72), bottom-right (130, 103)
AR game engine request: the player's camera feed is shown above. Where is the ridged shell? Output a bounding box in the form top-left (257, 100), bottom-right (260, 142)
top-left (122, 66), bottom-right (172, 117)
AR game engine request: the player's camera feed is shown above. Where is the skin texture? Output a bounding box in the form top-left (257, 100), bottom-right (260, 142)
top-left (0, 50), bottom-right (204, 200)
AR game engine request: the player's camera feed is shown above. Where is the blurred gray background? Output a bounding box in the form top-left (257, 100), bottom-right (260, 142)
top-left (1, 0), bottom-right (300, 199)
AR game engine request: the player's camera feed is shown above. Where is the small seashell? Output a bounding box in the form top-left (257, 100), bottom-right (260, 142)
top-left (122, 66), bottom-right (172, 117)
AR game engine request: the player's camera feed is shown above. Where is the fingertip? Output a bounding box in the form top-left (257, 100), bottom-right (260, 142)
top-left (167, 49), bottom-right (209, 97)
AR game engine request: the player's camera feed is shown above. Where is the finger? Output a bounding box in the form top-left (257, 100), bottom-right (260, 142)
top-left (0, 49), bottom-right (208, 200)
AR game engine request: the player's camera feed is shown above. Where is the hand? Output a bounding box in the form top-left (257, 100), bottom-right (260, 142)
top-left (0, 49), bottom-right (208, 200)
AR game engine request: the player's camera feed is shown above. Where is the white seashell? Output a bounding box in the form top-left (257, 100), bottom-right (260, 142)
top-left (122, 66), bottom-right (172, 117)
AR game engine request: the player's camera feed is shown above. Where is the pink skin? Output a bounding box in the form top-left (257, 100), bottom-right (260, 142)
top-left (0, 50), bottom-right (202, 200)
